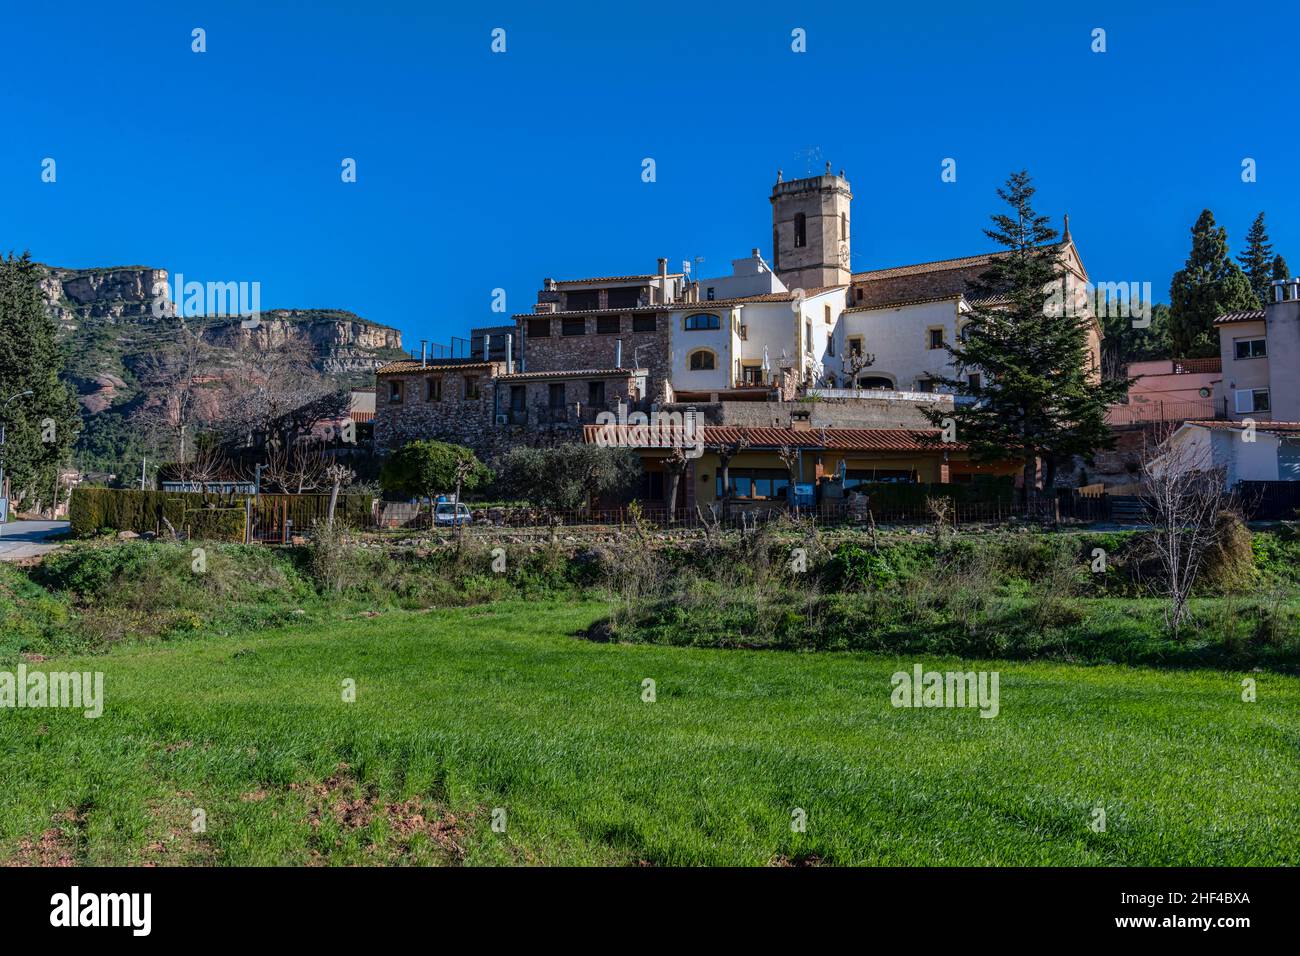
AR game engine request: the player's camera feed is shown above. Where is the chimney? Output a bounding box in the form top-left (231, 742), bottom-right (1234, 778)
top-left (505, 333), bottom-right (514, 374)
top-left (420, 340), bottom-right (427, 368)
top-left (615, 339), bottom-right (623, 369)
top-left (657, 257), bottom-right (668, 279)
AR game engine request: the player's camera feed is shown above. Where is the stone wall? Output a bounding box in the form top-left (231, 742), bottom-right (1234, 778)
top-left (517, 312), bottom-right (672, 400)
top-left (373, 364), bottom-right (500, 456)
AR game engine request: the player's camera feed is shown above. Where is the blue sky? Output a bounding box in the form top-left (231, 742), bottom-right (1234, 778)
top-left (2, 0), bottom-right (1295, 349)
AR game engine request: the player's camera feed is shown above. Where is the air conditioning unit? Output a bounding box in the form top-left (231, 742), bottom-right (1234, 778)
top-left (495, 414), bottom-right (508, 426)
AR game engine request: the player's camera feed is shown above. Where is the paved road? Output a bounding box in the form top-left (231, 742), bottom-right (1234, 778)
top-left (0, 520), bottom-right (69, 562)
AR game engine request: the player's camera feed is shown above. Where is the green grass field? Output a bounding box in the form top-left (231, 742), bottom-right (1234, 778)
top-left (2, 599), bottom-right (1296, 866)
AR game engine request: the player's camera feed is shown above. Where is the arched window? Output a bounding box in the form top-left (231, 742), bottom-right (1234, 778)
top-left (794, 213), bottom-right (807, 248)
top-left (684, 313), bottom-right (721, 331)
top-left (689, 349), bottom-right (716, 371)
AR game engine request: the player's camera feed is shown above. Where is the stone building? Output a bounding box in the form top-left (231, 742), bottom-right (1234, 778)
top-left (374, 164), bottom-right (1104, 495)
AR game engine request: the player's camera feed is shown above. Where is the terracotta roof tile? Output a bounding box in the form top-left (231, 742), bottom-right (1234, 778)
top-left (376, 359), bottom-right (495, 375)
top-left (497, 368), bottom-right (647, 381)
top-left (582, 423), bottom-right (960, 451)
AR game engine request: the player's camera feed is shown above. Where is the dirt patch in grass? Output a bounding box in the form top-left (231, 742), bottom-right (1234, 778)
top-left (294, 763), bottom-right (473, 865)
top-left (140, 792), bottom-right (218, 866)
top-left (3, 809), bottom-right (82, 867)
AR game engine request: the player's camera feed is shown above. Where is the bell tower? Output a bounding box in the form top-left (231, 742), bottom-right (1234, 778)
top-left (770, 163), bottom-right (852, 290)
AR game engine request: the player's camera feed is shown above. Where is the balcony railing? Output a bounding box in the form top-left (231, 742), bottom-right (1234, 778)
top-left (1105, 398), bottom-right (1216, 426)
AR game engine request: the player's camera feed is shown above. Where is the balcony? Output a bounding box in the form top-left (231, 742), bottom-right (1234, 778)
top-left (1105, 398), bottom-right (1217, 426)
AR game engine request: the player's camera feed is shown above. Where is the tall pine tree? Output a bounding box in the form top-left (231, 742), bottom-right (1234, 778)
top-left (924, 171), bottom-right (1128, 502)
top-left (1168, 210), bottom-right (1258, 357)
top-left (0, 252), bottom-right (81, 513)
top-left (1237, 212), bottom-right (1275, 309)
top-left (1272, 254), bottom-right (1291, 293)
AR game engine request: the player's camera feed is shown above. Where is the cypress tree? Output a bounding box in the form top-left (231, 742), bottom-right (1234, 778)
top-left (1168, 210), bottom-right (1259, 357)
top-left (1237, 212), bottom-right (1275, 309)
top-left (0, 252), bottom-right (81, 512)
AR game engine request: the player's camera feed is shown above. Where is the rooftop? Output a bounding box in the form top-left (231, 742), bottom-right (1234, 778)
top-left (1214, 310), bottom-right (1266, 325)
top-left (582, 423), bottom-right (959, 452)
top-left (376, 359), bottom-right (495, 375)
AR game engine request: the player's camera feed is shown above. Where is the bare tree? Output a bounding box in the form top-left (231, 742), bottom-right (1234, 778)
top-left (662, 447), bottom-right (689, 521)
top-left (715, 435), bottom-right (751, 517)
top-left (262, 439), bottom-right (327, 494)
top-left (1139, 423), bottom-right (1234, 638)
top-left (841, 347), bottom-right (877, 390)
top-left (216, 339), bottom-right (332, 449)
top-left (324, 461), bottom-right (355, 527)
top-left (135, 316), bottom-right (215, 461)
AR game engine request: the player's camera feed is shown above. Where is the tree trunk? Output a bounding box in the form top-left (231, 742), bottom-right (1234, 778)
top-left (664, 472), bottom-right (681, 521)
top-left (327, 477), bottom-right (341, 527)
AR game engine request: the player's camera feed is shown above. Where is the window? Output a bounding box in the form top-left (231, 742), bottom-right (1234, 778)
top-left (717, 468), bottom-right (791, 500)
top-left (607, 286), bottom-right (642, 309)
top-left (858, 376), bottom-right (893, 390)
top-left (928, 328), bottom-right (945, 350)
top-left (562, 317), bottom-right (586, 336)
top-left (967, 373), bottom-right (982, 391)
top-left (510, 385), bottom-right (526, 412)
top-left (794, 213), bottom-right (806, 248)
top-left (689, 350), bottom-right (715, 371)
top-left (855, 287), bottom-right (863, 303)
top-left (805, 320), bottom-right (813, 352)
top-left (548, 383), bottom-right (566, 410)
top-left (824, 304), bottom-right (833, 324)
top-left (633, 313), bottom-right (658, 333)
top-left (1235, 388), bottom-right (1270, 413)
top-left (840, 212), bottom-right (847, 241)
top-left (1234, 337), bottom-right (1267, 360)
top-left (706, 287), bottom-right (715, 301)
top-left (915, 378), bottom-right (934, 393)
top-left (527, 318), bottom-right (551, 338)
top-left (566, 289), bottom-right (599, 310)
top-left (596, 315), bottom-right (620, 335)
top-left (742, 364), bottom-right (763, 385)
top-left (684, 313), bottom-right (721, 331)
top-left (827, 336), bottom-right (835, 357)
top-left (425, 377), bottom-right (441, 402)
top-left (848, 337), bottom-right (863, 357)
top-left (388, 379), bottom-right (403, 404)
top-left (958, 322), bottom-right (972, 342)
top-left (464, 376), bottom-right (480, 401)
top-left (588, 381), bottom-right (606, 407)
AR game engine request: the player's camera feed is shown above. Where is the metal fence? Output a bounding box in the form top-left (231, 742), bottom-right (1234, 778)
top-left (368, 494), bottom-right (1113, 534)
top-left (1105, 399), bottom-right (1215, 427)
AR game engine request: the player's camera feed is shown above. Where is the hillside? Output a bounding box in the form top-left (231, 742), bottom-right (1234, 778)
top-left (39, 264), bottom-right (406, 472)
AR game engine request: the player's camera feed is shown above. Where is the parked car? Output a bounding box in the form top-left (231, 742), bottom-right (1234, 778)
top-left (434, 502), bottom-right (473, 526)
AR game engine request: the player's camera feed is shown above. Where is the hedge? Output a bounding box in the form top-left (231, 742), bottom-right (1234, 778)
top-left (851, 476), bottom-right (1015, 510)
top-left (70, 488), bottom-right (375, 541)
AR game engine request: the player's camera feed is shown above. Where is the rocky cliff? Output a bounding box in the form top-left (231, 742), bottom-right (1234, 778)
top-left (40, 265), bottom-right (405, 414)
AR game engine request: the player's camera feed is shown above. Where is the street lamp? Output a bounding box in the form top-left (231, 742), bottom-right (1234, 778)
top-left (0, 389), bottom-right (35, 524)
